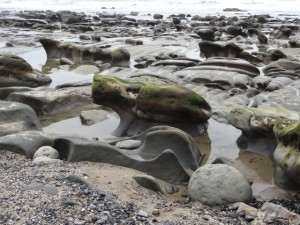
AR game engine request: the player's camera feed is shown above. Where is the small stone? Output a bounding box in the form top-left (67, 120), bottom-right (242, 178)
top-left (60, 198), bottom-right (80, 206)
top-left (138, 210), bottom-right (149, 217)
top-left (88, 204), bottom-right (97, 210)
top-left (74, 221), bottom-right (86, 225)
top-left (164, 185), bottom-right (179, 194)
top-left (152, 208), bottom-right (160, 216)
top-left (228, 202), bottom-right (241, 210)
top-left (237, 202), bottom-right (258, 218)
top-left (116, 140), bottom-right (142, 149)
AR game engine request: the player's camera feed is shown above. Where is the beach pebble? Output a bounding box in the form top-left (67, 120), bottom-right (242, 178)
top-left (152, 208), bottom-right (160, 216)
top-left (33, 146), bottom-right (60, 159)
top-left (116, 140), bottom-right (142, 149)
top-left (32, 156), bottom-right (62, 165)
top-left (138, 210), bottom-right (149, 217)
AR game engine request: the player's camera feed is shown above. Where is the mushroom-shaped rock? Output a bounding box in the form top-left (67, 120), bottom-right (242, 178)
top-left (0, 54), bottom-right (51, 87)
top-left (228, 107), bottom-right (300, 136)
top-left (199, 41), bottom-right (243, 58)
top-left (39, 38), bottom-right (130, 67)
top-left (92, 75), bottom-right (212, 135)
top-left (273, 120), bottom-right (300, 185)
top-left (188, 164), bottom-right (252, 206)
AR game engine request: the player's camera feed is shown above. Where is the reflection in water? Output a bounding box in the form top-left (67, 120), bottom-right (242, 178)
top-left (44, 113), bottom-right (120, 141)
top-left (207, 119), bottom-right (241, 163)
top-left (19, 48), bottom-right (47, 70)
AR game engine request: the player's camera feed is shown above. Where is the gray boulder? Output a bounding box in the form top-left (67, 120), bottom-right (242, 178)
top-left (0, 101), bottom-right (42, 137)
top-left (6, 85), bottom-right (98, 117)
top-left (188, 164), bottom-right (252, 206)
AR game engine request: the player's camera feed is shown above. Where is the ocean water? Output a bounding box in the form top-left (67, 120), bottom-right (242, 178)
top-left (0, 0), bottom-right (299, 16)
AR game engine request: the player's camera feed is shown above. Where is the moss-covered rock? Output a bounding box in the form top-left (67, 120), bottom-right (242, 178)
top-left (92, 75), bottom-right (212, 135)
top-left (228, 107), bottom-right (300, 135)
top-left (92, 74), bottom-right (144, 109)
top-left (273, 121), bottom-right (300, 185)
top-left (111, 48), bottom-right (130, 67)
top-left (0, 54), bottom-right (51, 87)
top-left (135, 84), bottom-right (212, 123)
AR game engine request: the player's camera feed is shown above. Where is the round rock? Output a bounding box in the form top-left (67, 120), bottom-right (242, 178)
top-left (116, 140), bottom-right (142, 149)
top-left (33, 146), bottom-right (60, 159)
top-left (188, 164), bottom-right (252, 206)
top-left (32, 156), bottom-right (62, 165)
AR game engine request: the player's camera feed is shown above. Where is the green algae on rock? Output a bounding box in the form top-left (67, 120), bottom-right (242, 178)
top-left (135, 84), bottom-right (212, 123)
top-left (92, 74), bottom-right (212, 136)
top-left (0, 54), bottom-right (52, 87)
top-left (92, 74), bottom-right (212, 123)
top-left (273, 121), bottom-right (300, 185)
top-left (228, 107), bottom-right (300, 135)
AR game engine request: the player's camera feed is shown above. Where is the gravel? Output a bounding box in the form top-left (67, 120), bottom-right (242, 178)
top-left (1, 149), bottom-right (300, 225)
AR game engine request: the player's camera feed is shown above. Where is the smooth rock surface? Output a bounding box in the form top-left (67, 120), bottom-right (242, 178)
top-left (188, 164), bottom-right (252, 206)
top-left (0, 101), bottom-right (42, 137)
top-left (33, 146), bottom-right (60, 159)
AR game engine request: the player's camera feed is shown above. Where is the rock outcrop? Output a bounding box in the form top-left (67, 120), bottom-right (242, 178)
top-left (40, 38), bottom-right (130, 67)
top-left (92, 75), bottom-right (212, 136)
top-left (0, 54), bottom-right (51, 87)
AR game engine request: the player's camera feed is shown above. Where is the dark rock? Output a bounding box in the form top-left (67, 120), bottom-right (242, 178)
top-left (172, 17), bottom-right (181, 25)
top-left (196, 29), bottom-right (215, 41)
top-left (91, 35), bottom-right (101, 42)
top-left (266, 49), bottom-right (287, 62)
top-left (226, 25), bottom-right (245, 37)
top-left (0, 54), bottom-right (51, 87)
top-left (79, 34), bottom-right (91, 40)
top-left (125, 38), bottom-right (143, 45)
top-left (199, 41), bottom-right (243, 58)
top-left (153, 14), bottom-right (163, 19)
top-left (258, 33), bottom-right (268, 44)
top-left (151, 59), bottom-right (197, 68)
